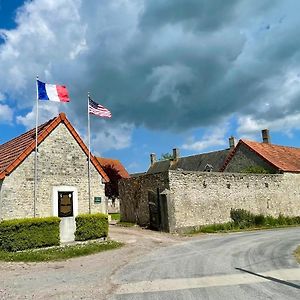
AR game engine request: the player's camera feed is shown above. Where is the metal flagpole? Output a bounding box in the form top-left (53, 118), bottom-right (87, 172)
top-left (34, 75), bottom-right (39, 217)
top-left (87, 92), bottom-right (91, 213)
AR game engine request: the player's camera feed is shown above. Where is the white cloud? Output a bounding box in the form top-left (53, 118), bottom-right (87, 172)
top-left (0, 104), bottom-right (13, 123)
top-left (182, 125), bottom-right (228, 152)
top-left (16, 102), bottom-right (60, 129)
top-left (91, 122), bottom-right (133, 154)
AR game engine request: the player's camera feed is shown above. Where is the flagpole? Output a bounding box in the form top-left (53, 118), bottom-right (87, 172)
top-left (87, 92), bottom-right (91, 214)
top-left (34, 75), bottom-right (39, 217)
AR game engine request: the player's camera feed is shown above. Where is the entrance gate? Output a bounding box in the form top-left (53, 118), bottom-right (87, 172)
top-left (148, 188), bottom-right (169, 232)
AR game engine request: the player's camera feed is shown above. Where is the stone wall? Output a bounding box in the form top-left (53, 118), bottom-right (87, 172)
top-left (119, 172), bottom-right (169, 226)
top-left (168, 170), bottom-right (300, 232)
top-left (0, 123), bottom-right (106, 220)
top-left (224, 143), bottom-right (278, 173)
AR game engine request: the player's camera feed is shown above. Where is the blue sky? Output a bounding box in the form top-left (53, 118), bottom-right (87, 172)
top-left (1, 0), bottom-right (300, 173)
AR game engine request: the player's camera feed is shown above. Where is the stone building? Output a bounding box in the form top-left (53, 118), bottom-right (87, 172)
top-left (0, 113), bottom-right (109, 242)
top-left (119, 130), bottom-right (300, 233)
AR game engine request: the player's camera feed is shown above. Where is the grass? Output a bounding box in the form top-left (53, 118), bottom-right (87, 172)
top-left (109, 213), bottom-right (120, 221)
top-left (294, 246), bottom-right (300, 264)
top-left (117, 221), bottom-right (136, 227)
top-left (188, 220), bottom-right (300, 235)
top-left (0, 240), bottom-right (123, 262)
top-left (108, 213), bottom-right (136, 227)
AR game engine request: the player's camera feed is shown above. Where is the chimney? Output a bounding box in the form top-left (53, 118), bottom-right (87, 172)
top-left (173, 148), bottom-right (180, 161)
top-left (150, 153), bottom-right (157, 166)
top-left (228, 136), bottom-right (236, 149)
top-left (261, 129), bottom-right (271, 144)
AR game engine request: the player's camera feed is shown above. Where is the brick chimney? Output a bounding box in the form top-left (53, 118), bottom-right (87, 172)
top-left (262, 129), bottom-right (271, 144)
top-left (173, 148), bottom-right (180, 161)
top-left (150, 153), bottom-right (157, 166)
top-left (228, 136), bottom-right (236, 149)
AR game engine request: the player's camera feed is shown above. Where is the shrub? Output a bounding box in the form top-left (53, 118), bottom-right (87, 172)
top-left (75, 213), bottom-right (108, 241)
top-left (242, 166), bottom-right (270, 174)
top-left (254, 214), bottom-right (266, 226)
top-left (230, 208), bottom-right (255, 227)
top-left (0, 217), bottom-right (60, 252)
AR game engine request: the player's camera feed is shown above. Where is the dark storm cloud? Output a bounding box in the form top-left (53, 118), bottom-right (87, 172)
top-left (2, 0), bottom-right (300, 134)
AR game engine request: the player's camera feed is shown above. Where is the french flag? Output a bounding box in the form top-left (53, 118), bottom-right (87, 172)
top-left (37, 80), bottom-right (70, 102)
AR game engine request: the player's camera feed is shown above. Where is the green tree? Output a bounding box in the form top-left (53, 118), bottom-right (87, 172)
top-left (159, 152), bottom-right (173, 161)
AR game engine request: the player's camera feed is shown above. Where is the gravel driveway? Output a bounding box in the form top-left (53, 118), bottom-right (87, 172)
top-left (0, 226), bottom-right (189, 299)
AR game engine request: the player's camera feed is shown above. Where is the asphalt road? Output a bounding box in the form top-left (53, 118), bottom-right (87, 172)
top-left (111, 228), bottom-right (300, 300)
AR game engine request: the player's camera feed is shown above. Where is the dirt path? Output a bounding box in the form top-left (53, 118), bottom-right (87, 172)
top-left (0, 226), bottom-right (190, 300)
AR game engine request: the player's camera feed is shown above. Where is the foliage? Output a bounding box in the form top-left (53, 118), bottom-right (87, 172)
top-left (189, 210), bottom-right (300, 235)
top-left (0, 217), bottom-right (60, 252)
top-left (117, 221), bottom-right (136, 227)
top-left (75, 213), bottom-right (108, 241)
top-left (109, 213), bottom-right (120, 221)
top-left (0, 240), bottom-right (123, 262)
top-left (159, 152), bottom-right (173, 161)
top-left (101, 164), bottom-right (122, 199)
top-left (242, 166), bottom-right (270, 174)
top-left (230, 208), bottom-right (255, 227)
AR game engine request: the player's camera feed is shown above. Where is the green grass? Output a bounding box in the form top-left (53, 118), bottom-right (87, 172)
top-left (0, 240), bottom-right (123, 262)
top-left (117, 221), bottom-right (136, 227)
top-left (109, 213), bottom-right (121, 221)
top-left (294, 246), bottom-right (300, 264)
top-left (188, 221), bottom-right (300, 235)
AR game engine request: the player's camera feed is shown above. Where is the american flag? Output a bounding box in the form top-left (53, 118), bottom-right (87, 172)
top-left (88, 97), bottom-right (112, 118)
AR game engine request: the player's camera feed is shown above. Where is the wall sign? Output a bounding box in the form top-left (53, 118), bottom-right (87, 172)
top-left (94, 196), bottom-right (102, 204)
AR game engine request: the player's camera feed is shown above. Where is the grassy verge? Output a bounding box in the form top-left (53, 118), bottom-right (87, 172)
top-left (187, 210), bottom-right (300, 235)
top-left (294, 246), bottom-right (300, 264)
top-left (109, 213), bottom-right (120, 221)
top-left (188, 222), bottom-right (300, 235)
top-left (117, 221), bottom-right (136, 227)
top-left (0, 240), bottom-right (123, 262)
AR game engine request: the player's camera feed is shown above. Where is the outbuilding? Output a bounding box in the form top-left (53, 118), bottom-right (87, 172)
top-left (0, 112), bottom-right (109, 242)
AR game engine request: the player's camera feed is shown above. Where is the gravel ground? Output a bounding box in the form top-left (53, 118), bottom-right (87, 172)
top-left (0, 226), bottom-right (190, 300)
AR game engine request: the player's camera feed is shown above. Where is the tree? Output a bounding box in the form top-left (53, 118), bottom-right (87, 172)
top-left (101, 164), bottom-right (122, 199)
top-left (159, 152), bottom-right (173, 161)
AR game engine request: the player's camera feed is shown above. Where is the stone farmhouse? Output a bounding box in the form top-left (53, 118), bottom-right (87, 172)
top-left (0, 113), bottom-right (109, 242)
top-left (119, 129), bottom-right (300, 232)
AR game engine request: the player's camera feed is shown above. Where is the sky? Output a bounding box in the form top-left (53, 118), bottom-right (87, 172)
top-left (1, 0), bottom-right (300, 173)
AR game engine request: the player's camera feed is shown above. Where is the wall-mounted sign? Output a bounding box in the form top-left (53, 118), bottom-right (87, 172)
top-left (94, 196), bottom-right (102, 204)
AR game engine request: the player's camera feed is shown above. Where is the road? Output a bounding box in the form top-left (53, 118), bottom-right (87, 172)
top-left (111, 228), bottom-right (300, 300)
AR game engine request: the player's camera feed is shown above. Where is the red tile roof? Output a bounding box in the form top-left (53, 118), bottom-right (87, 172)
top-left (221, 139), bottom-right (300, 173)
top-left (0, 113), bottom-right (109, 182)
top-left (96, 157), bottom-right (130, 179)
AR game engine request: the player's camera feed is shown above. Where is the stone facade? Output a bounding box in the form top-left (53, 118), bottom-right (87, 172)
top-left (0, 123), bottom-right (106, 220)
top-left (168, 171), bottom-right (300, 232)
top-left (119, 170), bottom-right (300, 232)
top-left (224, 143), bottom-right (278, 173)
top-left (119, 172), bottom-right (169, 226)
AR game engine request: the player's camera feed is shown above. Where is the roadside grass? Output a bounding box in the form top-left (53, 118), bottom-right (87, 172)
top-left (187, 212), bottom-right (300, 235)
top-left (0, 240), bottom-right (123, 262)
top-left (117, 221), bottom-right (136, 227)
top-left (108, 213), bottom-right (136, 227)
top-left (109, 213), bottom-right (120, 221)
top-left (294, 246), bottom-right (300, 264)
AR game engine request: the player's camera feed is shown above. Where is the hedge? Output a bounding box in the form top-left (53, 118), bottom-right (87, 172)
top-left (0, 217), bottom-right (60, 252)
top-left (75, 213), bottom-right (108, 241)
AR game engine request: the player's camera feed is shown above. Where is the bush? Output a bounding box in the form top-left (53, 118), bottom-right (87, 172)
top-left (254, 214), bottom-right (266, 226)
top-left (75, 213), bottom-right (108, 241)
top-left (0, 217), bottom-right (60, 252)
top-left (230, 208), bottom-right (255, 227)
